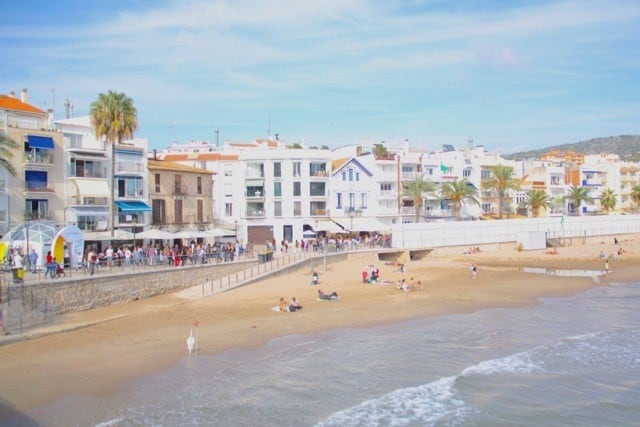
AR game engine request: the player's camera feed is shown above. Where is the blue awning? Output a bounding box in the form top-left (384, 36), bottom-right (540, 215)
top-left (27, 135), bottom-right (55, 150)
top-left (115, 201), bottom-right (152, 212)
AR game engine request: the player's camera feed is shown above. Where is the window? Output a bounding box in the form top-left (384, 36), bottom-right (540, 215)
top-left (154, 174), bottom-right (161, 193)
top-left (380, 183), bottom-right (392, 192)
top-left (336, 193), bottom-right (342, 209)
top-left (361, 193), bottom-right (368, 209)
top-left (310, 201), bottom-right (326, 215)
top-left (71, 159), bottom-right (103, 178)
top-left (174, 175), bottom-right (182, 194)
top-left (224, 183), bottom-right (233, 197)
top-left (174, 199), bottom-right (183, 223)
top-left (274, 162), bottom-right (281, 178)
top-left (25, 170), bottom-right (47, 190)
top-left (274, 201), bottom-right (282, 217)
top-left (356, 172), bottom-right (360, 181)
top-left (463, 169), bottom-right (471, 178)
top-left (342, 171), bottom-right (346, 181)
top-left (349, 169), bottom-right (353, 181)
top-left (293, 201), bottom-right (301, 216)
top-left (225, 203), bottom-right (233, 216)
top-left (274, 181), bottom-right (282, 197)
top-left (310, 162), bottom-right (326, 176)
top-left (293, 181), bottom-right (301, 196)
top-left (427, 168), bottom-right (433, 176)
top-left (349, 193), bottom-right (355, 210)
top-left (309, 182), bottom-right (325, 196)
top-left (117, 177), bottom-right (143, 198)
top-left (25, 199), bottom-right (48, 220)
top-left (197, 177), bottom-right (202, 195)
top-left (152, 199), bottom-right (166, 224)
top-left (293, 162), bottom-right (301, 177)
top-left (481, 170), bottom-right (491, 179)
top-left (197, 199), bottom-right (204, 222)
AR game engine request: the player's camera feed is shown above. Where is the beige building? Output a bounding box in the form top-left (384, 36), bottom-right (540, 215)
top-left (0, 89), bottom-right (65, 234)
top-left (147, 159), bottom-right (214, 231)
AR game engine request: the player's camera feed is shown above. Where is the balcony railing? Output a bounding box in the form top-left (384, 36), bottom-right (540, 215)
top-left (25, 211), bottom-right (50, 220)
top-left (116, 161), bottom-right (145, 174)
top-left (24, 150), bottom-right (54, 165)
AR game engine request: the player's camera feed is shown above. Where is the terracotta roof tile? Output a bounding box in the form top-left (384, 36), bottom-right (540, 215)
top-left (148, 159), bottom-right (214, 174)
top-left (0, 94), bottom-right (47, 115)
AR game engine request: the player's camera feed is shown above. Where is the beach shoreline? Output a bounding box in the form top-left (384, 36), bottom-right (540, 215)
top-left (0, 234), bottom-right (638, 416)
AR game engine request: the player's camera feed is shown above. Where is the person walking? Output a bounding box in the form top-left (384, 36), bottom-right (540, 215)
top-left (29, 249), bottom-right (38, 273)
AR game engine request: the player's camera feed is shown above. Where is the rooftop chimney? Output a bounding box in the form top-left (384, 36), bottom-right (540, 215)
top-left (21, 88), bottom-right (28, 103)
top-left (9, 91), bottom-right (16, 97)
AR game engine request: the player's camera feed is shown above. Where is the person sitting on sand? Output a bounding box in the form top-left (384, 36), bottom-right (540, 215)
top-left (279, 297), bottom-right (289, 312)
top-left (318, 289), bottom-right (339, 301)
top-left (289, 297), bottom-right (302, 312)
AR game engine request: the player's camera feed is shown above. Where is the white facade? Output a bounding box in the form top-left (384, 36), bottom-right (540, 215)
top-left (55, 116), bottom-right (151, 232)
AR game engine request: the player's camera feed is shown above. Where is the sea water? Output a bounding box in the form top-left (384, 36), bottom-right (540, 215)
top-left (12, 280), bottom-right (640, 427)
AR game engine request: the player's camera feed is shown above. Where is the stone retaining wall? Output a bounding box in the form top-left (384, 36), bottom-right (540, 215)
top-left (0, 260), bottom-right (256, 332)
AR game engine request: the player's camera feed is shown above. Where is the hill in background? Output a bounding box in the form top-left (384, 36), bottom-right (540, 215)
top-left (503, 135), bottom-right (640, 161)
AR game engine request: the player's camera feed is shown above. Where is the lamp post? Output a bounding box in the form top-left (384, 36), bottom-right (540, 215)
top-left (132, 219), bottom-right (137, 249)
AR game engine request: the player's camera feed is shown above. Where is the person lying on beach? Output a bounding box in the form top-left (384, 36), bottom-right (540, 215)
top-left (289, 297), bottom-right (302, 312)
top-left (318, 289), bottom-right (339, 301)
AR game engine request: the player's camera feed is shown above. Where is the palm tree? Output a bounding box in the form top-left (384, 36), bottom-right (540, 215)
top-left (565, 186), bottom-right (591, 215)
top-left (481, 164), bottom-right (521, 219)
top-left (403, 174), bottom-right (437, 222)
top-left (441, 179), bottom-right (479, 220)
top-left (599, 187), bottom-right (617, 214)
top-left (0, 133), bottom-right (19, 177)
top-left (630, 184), bottom-right (640, 212)
top-left (90, 91), bottom-right (138, 236)
top-left (520, 189), bottom-right (551, 218)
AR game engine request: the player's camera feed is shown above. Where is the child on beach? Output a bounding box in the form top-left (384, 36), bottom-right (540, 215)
top-left (471, 263), bottom-right (478, 279)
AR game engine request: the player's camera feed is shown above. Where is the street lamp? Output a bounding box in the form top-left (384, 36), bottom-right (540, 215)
top-left (132, 219), bottom-right (137, 248)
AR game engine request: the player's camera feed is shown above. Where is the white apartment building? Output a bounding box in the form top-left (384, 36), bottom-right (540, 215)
top-left (55, 116), bottom-right (151, 233)
top-left (161, 138), bottom-right (334, 246)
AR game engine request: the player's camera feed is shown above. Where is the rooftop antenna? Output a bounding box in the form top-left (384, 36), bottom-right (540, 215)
top-left (468, 138), bottom-right (474, 149)
top-left (49, 88), bottom-right (55, 119)
top-left (214, 128), bottom-right (219, 148)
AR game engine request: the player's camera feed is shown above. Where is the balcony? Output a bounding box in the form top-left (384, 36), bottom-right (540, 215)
top-left (246, 188), bottom-right (265, 199)
top-left (116, 161), bottom-right (145, 174)
top-left (24, 150), bottom-right (54, 165)
top-left (24, 183), bottom-right (53, 194)
top-left (24, 211), bottom-right (50, 220)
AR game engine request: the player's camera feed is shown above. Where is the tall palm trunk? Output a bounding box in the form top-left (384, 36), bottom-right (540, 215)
top-left (111, 143), bottom-right (116, 237)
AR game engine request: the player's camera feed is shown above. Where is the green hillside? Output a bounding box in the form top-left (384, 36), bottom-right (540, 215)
top-left (504, 135), bottom-right (640, 161)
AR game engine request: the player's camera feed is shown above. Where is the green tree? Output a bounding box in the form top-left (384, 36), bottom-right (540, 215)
top-left (630, 184), bottom-right (640, 212)
top-left (599, 187), bottom-right (617, 214)
top-left (0, 133), bottom-right (19, 177)
top-left (520, 189), bottom-right (551, 218)
top-left (90, 91), bottom-right (138, 236)
top-left (481, 165), bottom-right (521, 219)
top-left (565, 186), bottom-right (591, 215)
top-left (403, 174), bottom-right (437, 223)
top-left (441, 179), bottom-right (479, 220)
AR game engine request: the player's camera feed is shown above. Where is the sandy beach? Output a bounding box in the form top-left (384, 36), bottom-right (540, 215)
top-left (1, 234), bottom-right (638, 416)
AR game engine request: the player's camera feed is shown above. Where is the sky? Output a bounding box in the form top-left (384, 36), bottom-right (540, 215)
top-left (1, 0), bottom-right (639, 153)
